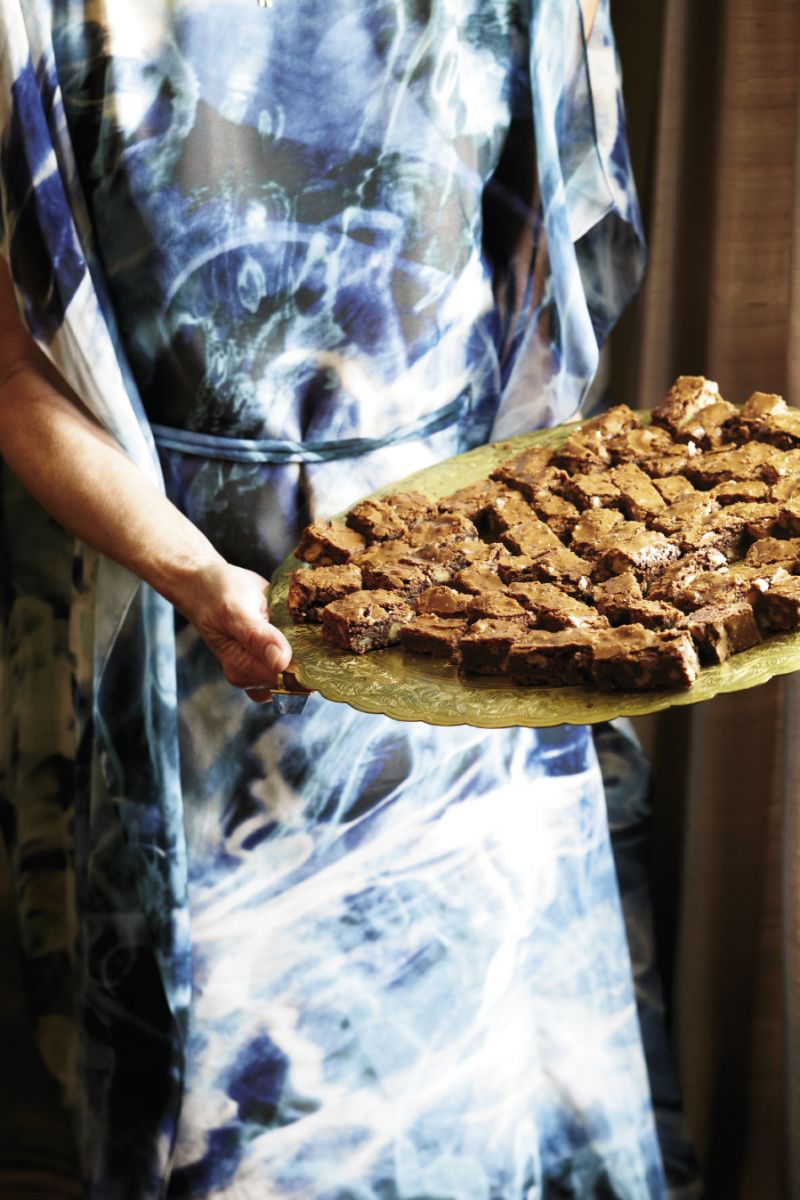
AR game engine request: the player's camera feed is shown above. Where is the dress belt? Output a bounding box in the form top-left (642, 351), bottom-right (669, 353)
top-left (150, 393), bottom-right (469, 463)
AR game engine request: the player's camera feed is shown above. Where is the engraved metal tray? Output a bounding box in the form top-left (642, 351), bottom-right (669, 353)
top-left (269, 420), bottom-right (800, 727)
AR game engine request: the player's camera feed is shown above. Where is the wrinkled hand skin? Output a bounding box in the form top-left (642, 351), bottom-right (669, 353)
top-left (183, 562), bottom-right (293, 702)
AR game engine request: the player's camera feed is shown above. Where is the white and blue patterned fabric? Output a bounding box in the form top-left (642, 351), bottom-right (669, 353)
top-left (0, 1), bottom-right (699, 1196)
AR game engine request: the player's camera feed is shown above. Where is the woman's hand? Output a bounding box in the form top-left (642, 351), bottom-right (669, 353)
top-left (179, 561), bottom-right (293, 703)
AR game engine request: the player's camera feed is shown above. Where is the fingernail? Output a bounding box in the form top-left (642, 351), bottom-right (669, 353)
top-left (264, 645), bottom-right (287, 673)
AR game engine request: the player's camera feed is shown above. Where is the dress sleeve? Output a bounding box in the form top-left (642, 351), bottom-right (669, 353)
top-left (491, 0), bottom-right (645, 439)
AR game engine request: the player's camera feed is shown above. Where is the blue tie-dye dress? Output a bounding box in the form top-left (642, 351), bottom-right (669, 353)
top-left (0, 1), bottom-right (695, 1196)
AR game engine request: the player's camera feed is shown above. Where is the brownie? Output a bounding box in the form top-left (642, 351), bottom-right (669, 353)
top-left (528, 489), bottom-right (582, 539)
top-left (597, 597), bottom-right (683, 631)
top-left (354, 540), bottom-right (427, 573)
top-left (591, 625), bottom-right (700, 690)
top-left (754, 577), bottom-right (800, 632)
top-left (346, 495), bottom-right (426, 541)
top-left (650, 375), bottom-right (724, 440)
top-left (771, 474), bottom-right (800, 502)
top-left (507, 582), bottom-right (608, 630)
top-left (296, 519), bottom-right (367, 565)
top-left (652, 475), bottom-right (697, 503)
top-left (657, 570), bottom-right (752, 614)
top-left (414, 586), bottom-right (470, 616)
top-left (458, 617), bottom-right (531, 674)
top-left (484, 488), bottom-right (538, 534)
top-left (557, 471), bottom-right (622, 511)
top-left (726, 561), bottom-right (795, 604)
top-left (452, 564), bottom-right (507, 595)
top-left (650, 494), bottom-right (720, 541)
top-left (413, 538), bottom-right (500, 583)
top-left (685, 442), bottom-right (787, 489)
top-left (569, 508), bottom-right (625, 559)
top-left (507, 630), bottom-right (596, 686)
top-left (500, 517), bottom-right (564, 558)
top-left (710, 501), bottom-right (781, 545)
top-left (437, 478), bottom-right (506, 520)
top-left (321, 590), bottom-right (414, 653)
top-left (552, 433), bottom-right (609, 475)
top-left (405, 513), bottom-right (480, 547)
top-left (672, 399), bottom-right (739, 448)
top-left (608, 463), bottom-right (666, 521)
top-left (400, 615), bottom-right (468, 660)
top-left (711, 480), bottom-right (771, 505)
top-left (723, 392), bottom-right (800, 449)
top-left (465, 591), bottom-right (527, 621)
top-left (594, 523), bottom-right (681, 582)
top-left (490, 446), bottom-right (555, 496)
top-left (631, 550), bottom-right (728, 605)
top-left (679, 602), bottom-right (762, 664)
top-left (606, 427), bottom-right (699, 478)
top-left (496, 547), bottom-right (594, 594)
top-left (287, 563), bottom-right (363, 622)
top-left (591, 571), bottom-right (643, 608)
top-left (359, 560), bottom-right (433, 594)
top-left (778, 496), bottom-right (800, 534)
top-left (580, 404), bottom-right (641, 439)
top-left (743, 536), bottom-right (800, 567)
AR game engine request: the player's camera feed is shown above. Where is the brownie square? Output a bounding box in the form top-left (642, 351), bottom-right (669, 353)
top-left (710, 501), bottom-right (781, 546)
top-left (685, 442), bottom-right (787, 489)
top-left (650, 375), bottom-right (724, 440)
top-left (591, 571), bottom-right (643, 608)
top-left (529, 489), bottom-right (581, 539)
top-left (607, 427), bottom-right (699, 478)
top-left (558, 471), bottom-right (622, 511)
top-left (359, 560), bottom-right (433, 594)
top-left (725, 393), bottom-right (800, 450)
top-left (657, 570), bottom-right (752, 614)
top-left (496, 547), bottom-right (594, 594)
top-left (452, 565), bottom-right (507, 595)
top-left (594, 523), bottom-right (681, 582)
top-left (778, 496), bottom-right (800, 534)
top-left (484, 488), bottom-right (538, 535)
top-left (569, 508), bottom-right (625, 559)
top-left (287, 563), bottom-right (363, 622)
top-left (608, 464), bottom-right (667, 521)
top-left (679, 602), bottom-right (762, 664)
top-left (346, 494), bottom-right (426, 541)
top-left (500, 517), bottom-right (564, 558)
top-left (405, 513), bottom-right (480, 548)
top-left (653, 475), bottom-right (697, 503)
top-left (552, 433), bottom-right (610, 475)
top-left (771, 474), bottom-right (800, 502)
top-left (591, 626), bottom-right (700, 690)
top-left (437, 479), bottom-right (506, 521)
top-left (711, 480), bottom-right (771, 505)
top-left (650, 495), bottom-right (720, 540)
top-left (507, 582), bottom-right (608, 630)
top-left (743, 536), bottom-right (800, 567)
top-left (671, 399), bottom-right (739, 448)
top-left (507, 630), bottom-right (596, 686)
top-left (597, 597), bottom-right (683, 631)
top-left (296, 519), bottom-right (367, 565)
top-left (490, 446), bottom-right (555, 496)
top-left (414, 586), bottom-right (470, 616)
top-left (458, 617), bottom-right (531, 674)
top-left (754, 578), bottom-right (800, 632)
top-left (321, 590), bottom-right (414, 653)
top-left (726, 561), bottom-right (795, 604)
top-left (400, 615), bottom-right (469, 660)
top-left (465, 591), bottom-right (527, 621)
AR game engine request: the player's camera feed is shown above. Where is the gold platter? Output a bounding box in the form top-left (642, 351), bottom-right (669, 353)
top-left (269, 420), bottom-right (800, 727)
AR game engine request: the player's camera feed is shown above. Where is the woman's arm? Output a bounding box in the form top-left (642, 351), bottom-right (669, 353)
top-left (0, 260), bottom-right (291, 700)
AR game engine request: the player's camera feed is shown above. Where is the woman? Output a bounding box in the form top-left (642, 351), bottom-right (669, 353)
top-left (0, 1), bottom-right (689, 1196)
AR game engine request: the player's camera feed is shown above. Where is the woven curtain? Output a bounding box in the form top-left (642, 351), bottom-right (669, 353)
top-left (611, 2), bottom-right (800, 1196)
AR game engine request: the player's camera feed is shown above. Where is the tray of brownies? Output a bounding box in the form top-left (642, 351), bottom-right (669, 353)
top-left (268, 377), bottom-right (800, 727)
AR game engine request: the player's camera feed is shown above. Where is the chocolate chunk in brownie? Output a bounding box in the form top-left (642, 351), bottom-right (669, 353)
top-left (711, 479), bottom-right (771, 505)
top-left (296, 519), bottom-right (367, 565)
top-left (591, 625), bottom-right (700, 691)
top-left (437, 479), bottom-right (506, 521)
top-left (744, 536), bottom-right (800, 567)
top-left (557, 471), bottom-right (622, 511)
top-left (500, 517), bottom-right (564, 558)
top-left (507, 630), bottom-right (596, 686)
top-left (597, 597), bottom-right (685, 631)
top-left (458, 617), bottom-right (531, 674)
top-left (400, 615), bottom-right (469, 660)
top-left (321, 590), bottom-right (414, 653)
top-left (650, 375), bottom-right (724, 440)
top-left (414, 586), bottom-right (470, 616)
top-left (465, 591), bottom-right (527, 621)
top-left (569, 508), bottom-right (626, 559)
top-left (608, 463), bottom-right (667, 521)
top-left (497, 547), bottom-right (594, 594)
top-left (594, 523), bottom-right (681, 582)
top-left (592, 571), bottom-right (643, 608)
top-left (451, 564), bottom-right (507, 595)
top-left (490, 446), bottom-right (555, 496)
top-left (653, 475), bottom-right (698, 503)
top-left (287, 563), bottom-right (363, 622)
top-left (754, 577), bottom-right (800, 632)
top-left (679, 602), bottom-right (762, 664)
top-left (507, 582), bottom-right (608, 630)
